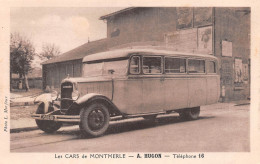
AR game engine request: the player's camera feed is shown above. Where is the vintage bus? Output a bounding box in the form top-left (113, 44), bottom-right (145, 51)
top-left (32, 48), bottom-right (220, 137)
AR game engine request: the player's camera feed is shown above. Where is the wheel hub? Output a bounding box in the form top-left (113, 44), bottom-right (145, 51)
top-left (88, 109), bottom-right (105, 130)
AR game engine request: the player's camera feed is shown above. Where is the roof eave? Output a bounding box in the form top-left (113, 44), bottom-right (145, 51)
top-left (41, 58), bottom-right (83, 65)
top-left (99, 7), bottom-right (136, 20)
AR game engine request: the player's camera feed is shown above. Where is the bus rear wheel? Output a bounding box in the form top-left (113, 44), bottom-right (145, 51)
top-left (179, 107), bottom-right (200, 120)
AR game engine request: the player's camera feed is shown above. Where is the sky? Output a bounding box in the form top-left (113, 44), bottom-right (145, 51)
top-left (11, 7), bottom-right (123, 68)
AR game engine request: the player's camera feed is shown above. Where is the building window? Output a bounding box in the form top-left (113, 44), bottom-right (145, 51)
top-left (143, 56), bottom-right (162, 74)
top-left (207, 61), bottom-right (216, 73)
top-left (110, 28), bottom-right (120, 37)
top-left (165, 57), bottom-right (186, 73)
top-left (188, 59), bottom-right (205, 73)
top-left (129, 56), bottom-right (140, 74)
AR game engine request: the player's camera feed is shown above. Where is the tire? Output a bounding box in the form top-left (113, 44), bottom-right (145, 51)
top-left (80, 103), bottom-right (110, 137)
top-left (35, 103), bottom-right (62, 133)
top-left (143, 115), bottom-right (157, 121)
top-left (179, 107), bottom-right (200, 120)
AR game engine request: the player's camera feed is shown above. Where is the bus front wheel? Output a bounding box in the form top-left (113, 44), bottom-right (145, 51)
top-left (80, 103), bottom-right (110, 137)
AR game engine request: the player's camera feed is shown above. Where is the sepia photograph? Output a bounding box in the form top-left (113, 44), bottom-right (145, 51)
top-left (8, 7), bottom-right (252, 153)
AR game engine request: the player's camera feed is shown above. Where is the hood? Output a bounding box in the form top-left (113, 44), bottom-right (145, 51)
top-left (61, 76), bottom-right (113, 84)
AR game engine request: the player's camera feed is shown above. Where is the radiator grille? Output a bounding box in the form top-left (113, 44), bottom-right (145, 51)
top-left (61, 82), bottom-right (73, 110)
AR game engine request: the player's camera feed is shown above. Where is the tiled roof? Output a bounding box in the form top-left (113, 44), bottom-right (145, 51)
top-left (42, 38), bottom-right (109, 65)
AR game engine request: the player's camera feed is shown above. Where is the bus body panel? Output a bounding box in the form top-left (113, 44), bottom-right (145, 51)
top-left (163, 77), bottom-right (189, 111)
top-left (141, 77), bottom-right (165, 113)
top-left (113, 79), bottom-right (143, 114)
top-left (188, 77), bottom-right (208, 107)
top-left (206, 75), bottom-right (220, 104)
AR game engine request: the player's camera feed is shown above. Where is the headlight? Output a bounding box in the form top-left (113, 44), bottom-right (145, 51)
top-left (51, 90), bottom-right (58, 101)
top-left (72, 90), bottom-right (80, 100)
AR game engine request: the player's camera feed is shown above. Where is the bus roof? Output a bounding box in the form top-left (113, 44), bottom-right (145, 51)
top-left (82, 48), bottom-right (218, 63)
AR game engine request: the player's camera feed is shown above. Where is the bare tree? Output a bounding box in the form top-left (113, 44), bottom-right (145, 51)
top-left (10, 33), bottom-right (36, 91)
top-left (39, 43), bottom-right (61, 61)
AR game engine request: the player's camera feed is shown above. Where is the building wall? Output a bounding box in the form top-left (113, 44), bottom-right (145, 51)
top-left (214, 8), bottom-right (250, 101)
top-left (42, 59), bottom-right (82, 89)
top-left (107, 8), bottom-right (177, 47)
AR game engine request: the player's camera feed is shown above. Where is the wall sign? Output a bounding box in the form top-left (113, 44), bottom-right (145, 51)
top-left (165, 26), bottom-right (213, 54)
top-left (222, 40), bottom-right (232, 57)
top-left (165, 28), bottom-right (197, 52)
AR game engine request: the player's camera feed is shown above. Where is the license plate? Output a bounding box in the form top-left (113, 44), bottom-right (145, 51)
top-left (40, 115), bottom-right (55, 121)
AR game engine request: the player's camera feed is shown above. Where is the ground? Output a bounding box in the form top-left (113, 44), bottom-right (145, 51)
top-left (10, 103), bottom-right (250, 152)
top-left (10, 88), bottom-right (43, 129)
top-left (11, 105), bottom-right (36, 120)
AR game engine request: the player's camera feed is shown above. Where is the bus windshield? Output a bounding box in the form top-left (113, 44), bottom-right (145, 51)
top-left (82, 60), bottom-right (128, 77)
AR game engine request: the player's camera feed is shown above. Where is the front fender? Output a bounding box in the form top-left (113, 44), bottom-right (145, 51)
top-left (75, 93), bottom-right (106, 105)
top-left (70, 93), bottom-right (121, 116)
top-left (34, 93), bottom-right (52, 113)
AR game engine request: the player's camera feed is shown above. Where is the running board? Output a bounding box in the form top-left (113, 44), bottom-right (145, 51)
top-left (31, 110), bottom-right (177, 123)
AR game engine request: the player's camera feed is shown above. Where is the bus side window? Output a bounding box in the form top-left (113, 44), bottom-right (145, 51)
top-left (188, 59), bottom-right (205, 73)
top-left (165, 57), bottom-right (186, 73)
top-left (207, 61), bottom-right (216, 73)
top-left (130, 56), bottom-right (140, 74)
top-left (143, 56), bottom-right (162, 74)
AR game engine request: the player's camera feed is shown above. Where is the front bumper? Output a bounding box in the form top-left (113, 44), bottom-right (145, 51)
top-left (31, 114), bottom-right (80, 122)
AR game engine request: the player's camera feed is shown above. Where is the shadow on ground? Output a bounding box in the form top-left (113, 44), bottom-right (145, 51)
top-left (52, 115), bottom-right (215, 139)
top-left (105, 115), bottom-right (214, 136)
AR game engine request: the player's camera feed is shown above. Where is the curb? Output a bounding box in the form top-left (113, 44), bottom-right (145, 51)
top-left (10, 126), bottom-right (38, 133)
top-left (10, 124), bottom-right (74, 133)
top-left (10, 101), bottom-right (34, 107)
top-left (235, 103), bottom-right (250, 106)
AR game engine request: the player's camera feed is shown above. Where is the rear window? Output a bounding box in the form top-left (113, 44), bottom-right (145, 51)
top-left (207, 61), bottom-right (216, 73)
top-left (188, 59), bottom-right (205, 73)
top-left (165, 57), bottom-right (186, 73)
top-left (143, 56), bottom-right (162, 74)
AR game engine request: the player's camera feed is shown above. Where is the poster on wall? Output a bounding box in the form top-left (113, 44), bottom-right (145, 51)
top-left (197, 26), bottom-right (213, 54)
top-left (194, 7), bottom-right (213, 27)
top-left (235, 58), bottom-right (243, 83)
top-left (176, 7), bottom-right (193, 29)
top-left (242, 63), bottom-right (249, 81)
top-left (222, 40), bottom-right (232, 57)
